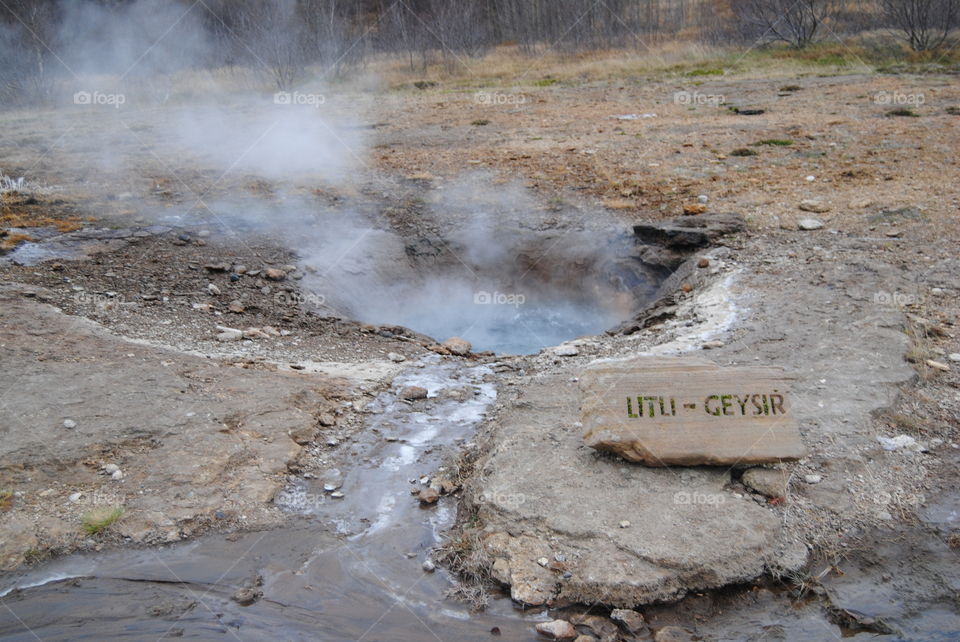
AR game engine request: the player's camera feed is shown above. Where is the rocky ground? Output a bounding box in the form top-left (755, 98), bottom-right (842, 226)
top-left (1, 68), bottom-right (959, 639)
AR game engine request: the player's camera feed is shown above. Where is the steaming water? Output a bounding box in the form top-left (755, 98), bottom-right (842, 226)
top-left (340, 279), bottom-right (627, 355)
top-left (412, 298), bottom-right (619, 355)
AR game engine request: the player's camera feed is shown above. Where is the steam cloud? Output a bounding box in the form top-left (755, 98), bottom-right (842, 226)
top-left (2, 1), bottom-right (649, 353)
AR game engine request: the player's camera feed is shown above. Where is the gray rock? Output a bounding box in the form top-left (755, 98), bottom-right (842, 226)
top-left (62, 419), bottom-right (77, 429)
top-left (231, 587), bottom-right (261, 606)
top-left (804, 474), bottom-right (822, 484)
top-left (387, 352), bottom-right (406, 362)
top-left (741, 467), bottom-right (788, 498)
top-left (633, 212), bottom-right (746, 249)
top-left (552, 345), bottom-right (580, 357)
top-left (797, 218), bottom-right (824, 231)
top-left (610, 608), bottom-right (646, 635)
top-left (216, 329), bottom-right (243, 342)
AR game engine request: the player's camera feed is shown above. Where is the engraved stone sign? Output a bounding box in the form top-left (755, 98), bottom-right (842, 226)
top-left (580, 357), bottom-right (805, 466)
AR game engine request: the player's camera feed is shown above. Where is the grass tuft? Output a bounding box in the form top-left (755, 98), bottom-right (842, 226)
top-left (887, 108), bottom-right (919, 117)
top-left (731, 147), bottom-right (759, 157)
top-left (82, 506), bottom-right (124, 535)
top-left (753, 138), bottom-right (794, 146)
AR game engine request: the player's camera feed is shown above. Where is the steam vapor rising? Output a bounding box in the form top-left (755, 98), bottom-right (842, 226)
top-left (1, 0), bottom-right (642, 354)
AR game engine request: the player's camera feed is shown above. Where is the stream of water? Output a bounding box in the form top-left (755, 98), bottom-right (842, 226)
top-left (0, 357), bottom-right (544, 640)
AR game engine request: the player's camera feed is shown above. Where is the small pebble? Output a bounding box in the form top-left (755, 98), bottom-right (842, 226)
top-left (948, 353), bottom-right (960, 362)
top-left (111, 470), bottom-right (124, 480)
top-left (804, 474), bottom-right (822, 484)
top-left (68, 492), bottom-right (82, 503)
top-left (63, 419), bottom-right (77, 429)
top-left (207, 283), bottom-right (221, 296)
top-left (619, 520), bottom-right (631, 528)
top-left (422, 559), bottom-right (436, 572)
top-left (103, 463), bottom-right (119, 474)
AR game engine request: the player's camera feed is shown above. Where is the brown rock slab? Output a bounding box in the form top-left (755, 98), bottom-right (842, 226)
top-left (400, 385), bottom-right (428, 401)
top-left (535, 620), bottom-right (577, 639)
top-left (442, 336), bottom-right (472, 356)
top-left (581, 357), bottom-right (805, 466)
top-left (799, 199), bottom-right (830, 213)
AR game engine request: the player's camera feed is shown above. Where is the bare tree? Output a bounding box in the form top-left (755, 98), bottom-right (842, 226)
top-left (880, 0), bottom-right (959, 50)
top-left (731, 0), bottom-right (839, 48)
top-left (0, 0), bottom-right (60, 106)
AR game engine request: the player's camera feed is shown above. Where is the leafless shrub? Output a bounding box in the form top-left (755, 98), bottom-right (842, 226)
top-left (0, 0), bottom-right (59, 106)
top-left (880, 0), bottom-right (959, 50)
top-left (731, 0), bottom-right (840, 48)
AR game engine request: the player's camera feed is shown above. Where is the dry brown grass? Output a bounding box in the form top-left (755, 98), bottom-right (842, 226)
top-left (0, 210), bottom-right (82, 233)
top-left (0, 231), bottom-right (33, 251)
top-left (375, 41), bottom-right (733, 89)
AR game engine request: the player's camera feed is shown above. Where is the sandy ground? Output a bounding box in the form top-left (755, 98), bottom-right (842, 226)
top-left (1, 66), bottom-right (959, 639)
